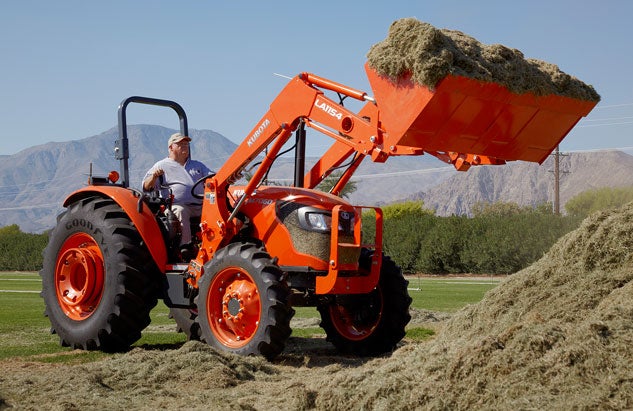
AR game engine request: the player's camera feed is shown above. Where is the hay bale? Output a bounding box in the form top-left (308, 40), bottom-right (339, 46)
top-left (367, 17), bottom-right (600, 102)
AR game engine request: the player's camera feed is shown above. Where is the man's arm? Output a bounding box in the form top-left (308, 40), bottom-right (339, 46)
top-left (143, 168), bottom-right (164, 191)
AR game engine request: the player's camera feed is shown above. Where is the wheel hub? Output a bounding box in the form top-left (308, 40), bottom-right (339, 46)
top-left (209, 270), bottom-right (261, 347)
top-left (55, 233), bottom-right (104, 320)
top-left (226, 297), bottom-right (241, 317)
top-left (220, 279), bottom-right (259, 326)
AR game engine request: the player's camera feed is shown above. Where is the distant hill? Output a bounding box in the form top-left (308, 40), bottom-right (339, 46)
top-left (0, 125), bottom-right (450, 233)
top-left (0, 125), bottom-right (237, 233)
top-left (1, 124), bottom-right (632, 232)
top-left (410, 150), bottom-right (633, 216)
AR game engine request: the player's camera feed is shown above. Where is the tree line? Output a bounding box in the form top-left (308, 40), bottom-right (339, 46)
top-left (361, 186), bottom-right (633, 274)
top-left (363, 201), bottom-right (580, 274)
top-left (2, 186), bottom-right (632, 273)
top-left (0, 225), bottom-right (49, 271)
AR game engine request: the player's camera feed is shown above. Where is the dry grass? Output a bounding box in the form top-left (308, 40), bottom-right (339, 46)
top-left (3, 203), bottom-right (633, 410)
top-left (367, 17), bottom-right (600, 102)
top-left (316, 202), bottom-right (633, 409)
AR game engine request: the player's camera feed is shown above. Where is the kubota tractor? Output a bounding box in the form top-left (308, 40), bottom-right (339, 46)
top-left (40, 63), bottom-right (597, 360)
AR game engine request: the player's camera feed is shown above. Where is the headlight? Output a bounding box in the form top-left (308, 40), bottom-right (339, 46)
top-left (297, 207), bottom-right (331, 233)
top-left (306, 212), bottom-right (332, 231)
top-left (297, 206), bottom-right (355, 234)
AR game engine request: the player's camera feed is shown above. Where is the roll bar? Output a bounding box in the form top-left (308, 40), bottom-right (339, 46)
top-left (115, 96), bottom-right (189, 188)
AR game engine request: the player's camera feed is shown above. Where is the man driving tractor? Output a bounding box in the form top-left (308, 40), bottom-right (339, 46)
top-left (143, 132), bottom-right (213, 253)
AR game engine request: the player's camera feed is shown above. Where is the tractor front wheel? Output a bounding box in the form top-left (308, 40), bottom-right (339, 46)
top-left (197, 243), bottom-right (293, 360)
top-left (317, 249), bottom-right (412, 356)
top-left (40, 196), bottom-right (159, 351)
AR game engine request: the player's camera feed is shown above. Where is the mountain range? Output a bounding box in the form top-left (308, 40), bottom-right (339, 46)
top-left (2, 124), bottom-right (632, 233)
top-left (412, 149), bottom-right (633, 215)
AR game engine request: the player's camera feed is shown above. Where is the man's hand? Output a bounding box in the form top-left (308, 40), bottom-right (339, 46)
top-left (143, 168), bottom-right (165, 191)
top-left (152, 169), bottom-right (165, 180)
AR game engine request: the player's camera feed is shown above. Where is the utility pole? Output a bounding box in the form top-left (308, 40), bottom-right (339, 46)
top-left (554, 146), bottom-right (560, 215)
top-left (549, 146), bottom-right (569, 215)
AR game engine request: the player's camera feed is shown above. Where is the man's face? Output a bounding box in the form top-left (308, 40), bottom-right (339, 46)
top-left (169, 140), bottom-right (190, 164)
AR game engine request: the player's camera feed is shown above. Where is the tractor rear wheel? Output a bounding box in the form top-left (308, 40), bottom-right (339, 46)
top-left (197, 243), bottom-right (293, 360)
top-left (317, 249), bottom-right (411, 356)
top-left (169, 307), bottom-right (200, 340)
top-left (40, 196), bottom-right (159, 352)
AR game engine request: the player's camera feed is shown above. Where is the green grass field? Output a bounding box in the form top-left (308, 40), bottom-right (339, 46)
top-left (0, 271), bottom-right (500, 361)
top-left (406, 274), bottom-right (501, 312)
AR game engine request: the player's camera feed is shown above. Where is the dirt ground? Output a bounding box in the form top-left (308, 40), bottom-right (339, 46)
top-left (2, 203), bottom-right (633, 410)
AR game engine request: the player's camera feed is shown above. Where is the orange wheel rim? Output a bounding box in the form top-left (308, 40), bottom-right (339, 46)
top-left (54, 233), bottom-right (105, 320)
top-left (329, 291), bottom-right (383, 341)
top-left (207, 268), bottom-right (261, 348)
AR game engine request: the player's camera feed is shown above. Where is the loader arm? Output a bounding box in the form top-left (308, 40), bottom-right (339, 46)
top-left (197, 73), bottom-right (388, 264)
top-left (192, 66), bottom-right (597, 278)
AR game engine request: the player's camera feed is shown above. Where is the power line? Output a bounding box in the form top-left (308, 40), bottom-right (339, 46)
top-left (265, 165), bottom-right (456, 183)
top-left (594, 102), bottom-right (633, 109)
top-left (582, 116), bottom-right (633, 122)
top-left (565, 146), bottom-right (633, 153)
top-left (0, 204), bottom-right (61, 212)
top-left (578, 121), bottom-right (633, 128)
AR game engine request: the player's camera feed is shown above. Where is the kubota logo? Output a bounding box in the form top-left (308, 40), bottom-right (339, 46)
top-left (315, 98), bottom-right (342, 120)
top-left (248, 119), bottom-right (270, 147)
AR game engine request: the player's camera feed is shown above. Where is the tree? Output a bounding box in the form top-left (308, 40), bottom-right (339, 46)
top-left (472, 201), bottom-right (524, 217)
top-left (565, 187), bottom-right (633, 218)
top-left (316, 171), bottom-right (357, 199)
top-left (417, 215), bottom-right (468, 274)
top-left (382, 200), bottom-right (435, 219)
top-left (0, 225), bottom-right (49, 271)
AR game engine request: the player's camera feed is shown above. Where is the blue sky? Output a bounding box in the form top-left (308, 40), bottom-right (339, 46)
top-left (2, 1), bottom-right (632, 157)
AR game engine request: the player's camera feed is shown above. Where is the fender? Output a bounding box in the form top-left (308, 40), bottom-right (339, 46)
top-left (63, 186), bottom-right (168, 271)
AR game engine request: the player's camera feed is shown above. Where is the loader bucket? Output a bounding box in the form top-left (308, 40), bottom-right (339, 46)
top-left (366, 63), bottom-right (598, 164)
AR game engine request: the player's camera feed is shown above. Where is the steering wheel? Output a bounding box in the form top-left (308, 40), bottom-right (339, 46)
top-left (191, 173), bottom-right (216, 199)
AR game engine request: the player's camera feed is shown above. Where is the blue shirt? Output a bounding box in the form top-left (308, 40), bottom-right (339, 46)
top-left (143, 158), bottom-right (213, 205)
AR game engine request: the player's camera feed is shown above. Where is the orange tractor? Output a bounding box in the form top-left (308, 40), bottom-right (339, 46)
top-left (40, 64), bottom-right (597, 360)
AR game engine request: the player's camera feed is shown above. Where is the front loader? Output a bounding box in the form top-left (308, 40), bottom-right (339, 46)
top-left (40, 59), bottom-right (598, 359)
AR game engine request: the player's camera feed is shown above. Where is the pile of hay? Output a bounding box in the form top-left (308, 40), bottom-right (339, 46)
top-left (4, 203), bottom-right (633, 409)
top-left (0, 342), bottom-right (279, 410)
top-left (315, 202), bottom-right (633, 409)
top-left (367, 17), bottom-right (600, 102)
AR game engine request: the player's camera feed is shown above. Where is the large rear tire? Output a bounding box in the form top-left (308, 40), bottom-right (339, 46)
top-left (197, 243), bottom-right (293, 360)
top-left (317, 249), bottom-right (412, 356)
top-left (169, 307), bottom-right (200, 340)
top-left (40, 196), bottom-right (159, 352)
